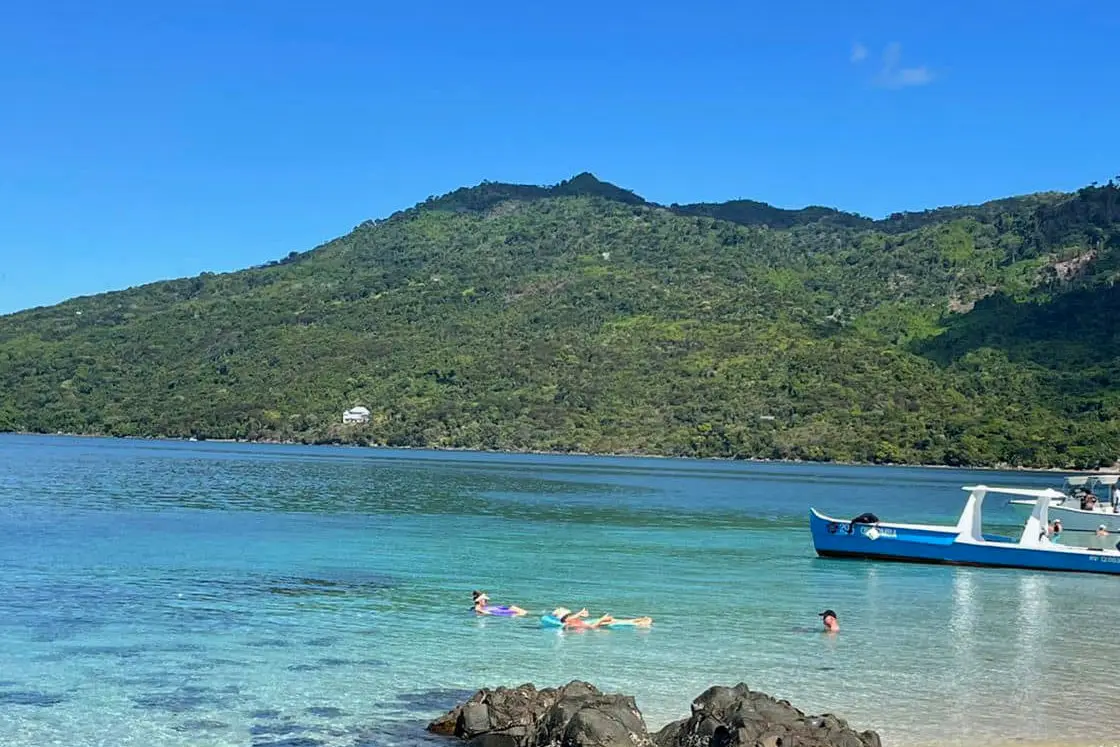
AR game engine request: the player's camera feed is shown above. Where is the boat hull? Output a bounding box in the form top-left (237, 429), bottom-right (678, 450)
top-left (809, 508), bottom-right (1120, 575)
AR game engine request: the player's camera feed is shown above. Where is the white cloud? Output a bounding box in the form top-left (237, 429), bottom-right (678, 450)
top-left (850, 42), bottom-right (868, 63)
top-left (873, 41), bottom-right (935, 89)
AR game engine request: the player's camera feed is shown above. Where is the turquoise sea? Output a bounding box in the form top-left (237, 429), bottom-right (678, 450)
top-left (2, 434), bottom-right (1119, 747)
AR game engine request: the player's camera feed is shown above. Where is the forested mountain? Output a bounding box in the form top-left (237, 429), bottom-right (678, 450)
top-left (1, 175), bottom-right (1118, 468)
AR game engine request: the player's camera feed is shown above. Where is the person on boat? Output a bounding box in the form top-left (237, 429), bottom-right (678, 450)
top-left (472, 591), bottom-right (528, 617)
top-left (818, 609), bottom-right (839, 633)
top-left (1047, 519), bottom-right (1062, 542)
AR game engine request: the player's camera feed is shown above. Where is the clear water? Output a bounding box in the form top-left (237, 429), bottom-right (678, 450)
top-left (1, 434), bottom-right (1119, 747)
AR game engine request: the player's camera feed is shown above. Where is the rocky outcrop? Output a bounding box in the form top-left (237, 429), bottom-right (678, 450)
top-left (653, 684), bottom-right (880, 747)
top-left (426, 681), bottom-right (650, 747)
top-left (426, 681), bottom-right (879, 747)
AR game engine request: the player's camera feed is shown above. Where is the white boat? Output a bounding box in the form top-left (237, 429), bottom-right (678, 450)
top-left (1008, 474), bottom-right (1120, 535)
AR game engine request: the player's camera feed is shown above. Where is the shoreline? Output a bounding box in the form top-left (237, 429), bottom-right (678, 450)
top-left (426, 679), bottom-right (1120, 747)
top-left (907, 742), bottom-right (1120, 747)
top-left (1, 428), bottom-right (1110, 475)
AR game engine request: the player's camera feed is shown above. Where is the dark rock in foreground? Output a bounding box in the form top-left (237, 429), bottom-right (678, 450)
top-left (426, 681), bottom-right (650, 747)
top-left (427, 681), bottom-right (879, 747)
top-left (655, 684), bottom-right (880, 747)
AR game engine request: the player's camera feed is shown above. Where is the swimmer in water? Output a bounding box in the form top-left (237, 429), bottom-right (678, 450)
top-left (552, 607), bottom-right (652, 628)
top-left (552, 607), bottom-right (613, 629)
top-left (818, 609), bottom-right (839, 633)
top-left (472, 590), bottom-right (528, 617)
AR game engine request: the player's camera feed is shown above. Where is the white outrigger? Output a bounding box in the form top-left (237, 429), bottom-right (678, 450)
top-left (1007, 474), bottom-right (1120, 534)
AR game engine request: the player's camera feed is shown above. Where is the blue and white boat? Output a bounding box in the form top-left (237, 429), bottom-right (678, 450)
top-left (809, 485), bottom-right (1120, 575)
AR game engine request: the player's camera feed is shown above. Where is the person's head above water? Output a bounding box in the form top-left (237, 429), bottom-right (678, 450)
top-left (818, 609), bottom-right (839, 631)
top-left (472, 590), bottom-right (490, 605)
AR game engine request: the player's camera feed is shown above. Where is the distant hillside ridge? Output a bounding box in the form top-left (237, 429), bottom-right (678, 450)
top-left (398, 171), bottom-right (1079, 236)
top-left (0, 174), bottom-right (1117, 469)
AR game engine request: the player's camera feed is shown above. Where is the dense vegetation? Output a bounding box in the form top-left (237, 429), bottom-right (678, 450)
top-left (1, 174), bottom-right (1118, 468)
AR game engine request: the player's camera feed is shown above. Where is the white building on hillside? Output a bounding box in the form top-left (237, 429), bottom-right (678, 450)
top-left (342, 406), bottom-right (371, 424)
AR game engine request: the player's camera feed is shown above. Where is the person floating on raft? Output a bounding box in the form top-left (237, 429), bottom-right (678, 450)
top-left (545, 607), bottom-right (652, 629)
top-left (472, 590), bottom-right (528, 617)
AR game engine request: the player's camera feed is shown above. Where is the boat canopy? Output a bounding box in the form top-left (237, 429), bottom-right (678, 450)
top-left (1058, 474), bottom-right (1120, 507)
top-left (1064, 474), bottom-right (1119, 489)
top-left (957, 485), bottom-right (1066, 546)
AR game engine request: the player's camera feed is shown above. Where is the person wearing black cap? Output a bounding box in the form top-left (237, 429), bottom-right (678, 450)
top-left (818, 609), bottom-right (839, 633)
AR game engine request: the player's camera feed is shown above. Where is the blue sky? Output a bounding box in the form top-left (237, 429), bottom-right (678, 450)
top-left (1, 0), bottom-right (1117, 314)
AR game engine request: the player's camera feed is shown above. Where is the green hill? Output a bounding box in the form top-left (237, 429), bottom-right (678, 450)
top-left (1, 175), bottom-right (1118, 468)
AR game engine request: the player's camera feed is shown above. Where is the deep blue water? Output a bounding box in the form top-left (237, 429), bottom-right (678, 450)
top-left (1, 434), bottom-right (1118, 747)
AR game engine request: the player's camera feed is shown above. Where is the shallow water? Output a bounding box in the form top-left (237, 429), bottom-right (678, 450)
top-left (1, 434), bottom-right (1119, 747)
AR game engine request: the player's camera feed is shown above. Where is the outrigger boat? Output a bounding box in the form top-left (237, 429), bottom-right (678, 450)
top-left (809, 485), bottom-right (1120, 575)
top-left (1007, 474), bottom-right (1120, 534)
